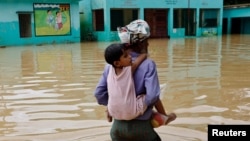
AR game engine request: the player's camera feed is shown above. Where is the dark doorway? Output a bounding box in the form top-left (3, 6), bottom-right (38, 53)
top-left (18, 13), bottom-right (32, 38)
top-left (184, 9), bottom-right (196, 36)
top-left (231, 18), bottom-right (241, 34)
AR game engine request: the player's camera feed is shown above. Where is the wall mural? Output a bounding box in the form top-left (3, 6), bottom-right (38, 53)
top-left (33, 3), bottom-right (71, 36)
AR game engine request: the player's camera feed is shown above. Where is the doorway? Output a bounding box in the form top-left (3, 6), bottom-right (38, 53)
top-left (184, 9), bottom-right (196, 36)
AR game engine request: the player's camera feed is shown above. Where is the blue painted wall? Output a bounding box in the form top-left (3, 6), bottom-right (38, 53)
top-left (0, 0), bottom-right (81, 47)
top-left (223, 7), bottom-right (250, 34)
top-left (80, 0), bottom-right (223, 41)
top-left (1, 0), bottom-right (248, 46)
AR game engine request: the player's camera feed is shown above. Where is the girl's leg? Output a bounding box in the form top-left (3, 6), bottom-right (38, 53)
top-left (106, 108), bottom-right (112, 122)
top-left (151, 111), bottom-right (177, 128)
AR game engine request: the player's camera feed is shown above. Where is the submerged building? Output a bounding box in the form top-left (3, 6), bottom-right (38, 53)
top-left (1, 0), bottom-right (250, 46)
top-left (223, 4), bottom-right (250, 34)
top-left (79, 0), bottom-right (224, 41)
top-left (0, 0), bottom-right (81, 47)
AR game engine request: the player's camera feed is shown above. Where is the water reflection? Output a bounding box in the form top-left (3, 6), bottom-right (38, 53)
top-left (0, 35), bottom-right (250, 141)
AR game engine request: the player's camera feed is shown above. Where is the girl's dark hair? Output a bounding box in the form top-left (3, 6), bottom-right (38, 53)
top-left (104, 43), bottom-right (126, 67)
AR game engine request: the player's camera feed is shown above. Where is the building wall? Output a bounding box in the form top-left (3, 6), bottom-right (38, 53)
top-left (0, 0), bottom-right (80, 47)
top-left (80, 0), bottom-right (223, 41)
top-left (223, 7), bottom-right (250, 34)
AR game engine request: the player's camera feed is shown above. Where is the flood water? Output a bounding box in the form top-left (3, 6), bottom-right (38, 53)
top-left (0, 35), bottom-right (250, 141)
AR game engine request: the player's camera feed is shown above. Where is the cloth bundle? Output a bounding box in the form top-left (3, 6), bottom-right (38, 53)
top-left (117, 19), bottom-right (150, 44)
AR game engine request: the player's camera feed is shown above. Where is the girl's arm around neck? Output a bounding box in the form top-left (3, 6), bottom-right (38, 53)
top-left (131, 53), bottom-right (147, 74)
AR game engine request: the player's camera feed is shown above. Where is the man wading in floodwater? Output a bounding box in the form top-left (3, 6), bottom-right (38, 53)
top-left (94, 19), bottom-right (176, 141)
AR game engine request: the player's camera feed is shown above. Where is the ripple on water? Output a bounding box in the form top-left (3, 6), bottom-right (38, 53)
top-left (0, 120), bottom-right (207, 141)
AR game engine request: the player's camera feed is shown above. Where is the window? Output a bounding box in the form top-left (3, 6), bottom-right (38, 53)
top-left (173, 9), bottom-right (185, 28)
top-left (199, 9), bottom-right (219, 27)
top-left (111, 10), bottom-right (123, 31)
top-left (110, 9), bottom-right (138, 31)
top-left (93, 9), bottom-right (104, 31)
top-left (173, 8), bottom-right (196, 36)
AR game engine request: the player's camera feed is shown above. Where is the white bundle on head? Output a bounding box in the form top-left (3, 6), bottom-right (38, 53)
top-left (117, 19), bottom-right (150, 44)
top-left (117, 27), bottom-right (130, 44)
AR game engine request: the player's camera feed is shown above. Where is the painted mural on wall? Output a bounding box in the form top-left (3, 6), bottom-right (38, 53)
top-left (33, 3), bottom-right (71, 36)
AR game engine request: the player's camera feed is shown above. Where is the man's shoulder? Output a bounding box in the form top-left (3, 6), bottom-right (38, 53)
top-left (142, 58), bottom-right (156, 65)
top-left (103, 64), bottom-right (112, 74)
top-left (104, 64), bottom-right (112, 69)
top-left (137, 58), bottom-right (156, 70)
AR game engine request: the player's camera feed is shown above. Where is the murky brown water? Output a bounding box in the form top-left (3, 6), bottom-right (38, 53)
top-left (0, 35), bottom-right (250, 141)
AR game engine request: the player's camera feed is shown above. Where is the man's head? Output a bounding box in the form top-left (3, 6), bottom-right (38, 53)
top-left (117, 19), bottom-right (150, 45)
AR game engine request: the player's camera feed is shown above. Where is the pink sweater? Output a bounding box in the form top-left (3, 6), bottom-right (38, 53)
top-left (107, 66), bottom-right (147, 120)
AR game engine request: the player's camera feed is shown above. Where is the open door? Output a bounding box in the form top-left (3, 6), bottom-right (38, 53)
top-left (145, 9), bottom-right (168, 38)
